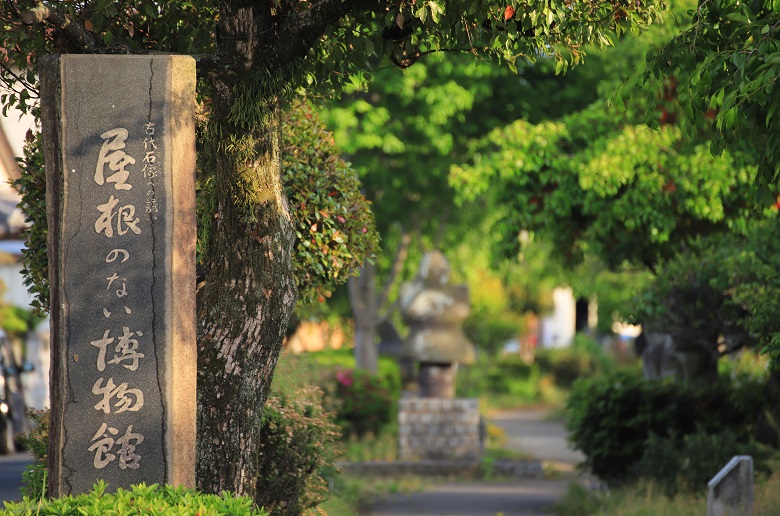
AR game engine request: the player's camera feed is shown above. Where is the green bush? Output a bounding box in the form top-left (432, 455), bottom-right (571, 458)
top-left (566, 371), bottom-right (767, 484)
top-left (325, 368), bottom-right (394, 437)
top-left (463, 313), bottom-right (521, 355)
top-left (17, 409), bottom-right (48, 500)
top-left (456, 354), bottom-right (539, 398)
top-left (1, 481), bottom-right (265, 515)
top-left (307, 348), bottom-right (402, 399)
top-left (535, 334), bottom-right (614, 388)
top-left (256, 387), bottom-right (341, 515)
top-left (280, 102), bottom-right (380, 305)
top-left (635, 429), bottom-right (771, 497)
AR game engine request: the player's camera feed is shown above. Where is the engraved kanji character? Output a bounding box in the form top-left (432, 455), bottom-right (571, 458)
top-left (142, 164), bottom-right (158, 179)
top-left (144, 122), bottom-right (156, 135)
top-left (95, 128), bottom-right (135, 190)
top-left (95, 196), bottom-right (141, 237)
top-left (95, 195), bottom-right (120, 237)
top-left (88, 423), bottom-right (118, 469)
top-left (92, 377), bottom-right (144, 414)
top-left (112, 383), bottom-right (145, 413)
top-left (107, 326), bottom-right (145, 371)
top-left (143, 136), bottom-right (157, 151)
top-left (117, 204), bottom-right (141, 235)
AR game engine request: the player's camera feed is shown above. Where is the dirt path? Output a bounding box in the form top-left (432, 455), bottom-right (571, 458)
top-left (366, 409), bottom-right (584, 516)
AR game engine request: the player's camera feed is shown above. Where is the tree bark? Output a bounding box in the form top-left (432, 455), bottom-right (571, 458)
top-left (349, 232), bottom-right (412, 373)
top-left (349, 262), bottom-right (378, 373)
top-left (193, 1), bottom-right (297, 500)
top-left (195, 80), bottom-right (297, 499)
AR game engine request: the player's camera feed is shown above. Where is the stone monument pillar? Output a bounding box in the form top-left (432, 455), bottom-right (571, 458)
top-left (399, 250), bottom-right (474, 398)
top-left (41, 55), bottom-right (197, 495)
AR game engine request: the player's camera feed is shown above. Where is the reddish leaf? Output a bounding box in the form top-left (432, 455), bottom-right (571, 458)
top-left (504, 5), bottom-right (516, 20)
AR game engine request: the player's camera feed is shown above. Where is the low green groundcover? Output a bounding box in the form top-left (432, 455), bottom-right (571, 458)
top-left (1, 481), bottom-right (267, 515)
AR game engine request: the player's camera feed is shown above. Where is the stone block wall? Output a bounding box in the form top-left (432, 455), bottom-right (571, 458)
top-left (398, 398), bottom-right (481, 461)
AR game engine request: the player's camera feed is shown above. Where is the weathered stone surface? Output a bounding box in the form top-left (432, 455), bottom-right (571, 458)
top-left (400, 251), bottom-right (474, 367)
top-left (707, 455), bottom-right (753, 516)
top-left (41, 54), bottom-right (196, 496)
top-left (398, 398), bottom-right (481, 461)
top-left (418, 363), bottom-right (458, 398)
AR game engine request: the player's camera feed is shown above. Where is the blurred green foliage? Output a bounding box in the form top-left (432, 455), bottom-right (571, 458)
top-left (274, 348), bottom-right (401, 438)
top-left (567, 371), bottom-right (769, 484)
top-left (457, 334), bottom-right (617, 409)
top-left (450, 0), bottom-right (759, 270)
top-left (636, 428), bottom-right (771, 497)
top-left (635, 216), bottom-right (780, 371)
top-left (636, 0), bottom-right (780, 192)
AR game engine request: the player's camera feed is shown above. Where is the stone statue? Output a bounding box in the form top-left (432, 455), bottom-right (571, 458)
top-left (400, 250), bottom-right (474, 397)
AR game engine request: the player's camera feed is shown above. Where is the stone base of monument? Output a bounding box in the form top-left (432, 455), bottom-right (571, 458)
top-left (398, 397), bottom-right (481, 461)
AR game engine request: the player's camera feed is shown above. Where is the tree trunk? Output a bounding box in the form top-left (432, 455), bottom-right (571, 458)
top-left (349, 233), bottom-right (412, 373)
top-left (349, 263), bottom-right (378, 373)
top-left (194, 0), bottom-right (298, 500)
top-left (195, 81), bottom-right (297, 499)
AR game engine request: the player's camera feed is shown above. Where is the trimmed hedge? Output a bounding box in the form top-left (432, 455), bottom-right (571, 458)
top-left (567, 371), bottom-right (767, 485)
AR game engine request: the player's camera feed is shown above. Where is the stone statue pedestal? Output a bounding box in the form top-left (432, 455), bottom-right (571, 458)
top-left (418, 362), bottom-right (457, 398)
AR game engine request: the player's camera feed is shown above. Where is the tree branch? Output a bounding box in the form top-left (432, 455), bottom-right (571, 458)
top-left (21, 2), bottom-right (118, 54)
top-left (270, 0), bottom-right (385, 69)
top-left (0, 62), bottom-right (39, 96)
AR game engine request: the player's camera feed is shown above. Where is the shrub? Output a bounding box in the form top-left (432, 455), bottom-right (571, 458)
top-left (325, 368), bottom-right (394, 438)
top-left (280, 101), bottom-right (379, 305)
top-left (0, 481), bottom-right (266, 515)
top-left (635, 429), bottom-right (771, 497)
top-left (457, 354), bottom-right (538, 397)
top-left (256, 387), bottom-right (341, 515)
top-left (18, 409), bottom-right (48, 500)
top-left (307, 348), bottom-right (402, 400)
top-left (456, 354), bottom-right (569, 409)
top-left (463, 312), bottom-right (521, 355)
top-left (535, 334), bottom-right (614, 388)
top-left (566, 371), bottom-right (767, 484)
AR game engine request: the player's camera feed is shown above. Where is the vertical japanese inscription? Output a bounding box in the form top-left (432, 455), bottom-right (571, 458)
top-left (52, 56), bottom-right (174, 494)
top-left (87, 126), bottom-right (146, 471)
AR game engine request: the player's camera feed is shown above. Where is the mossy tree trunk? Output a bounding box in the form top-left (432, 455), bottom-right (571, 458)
top-left (195, 2), bottom-right (297, 500)
top-left (195, 87), bottom-right (297, 499)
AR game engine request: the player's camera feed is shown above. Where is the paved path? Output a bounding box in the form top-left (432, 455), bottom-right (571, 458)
top-left (0, 452), bottom-right (32, 505)
top-left (367, 410), bottom-right (584, 516)
top-left (491, 410), bottom-right (584, 472)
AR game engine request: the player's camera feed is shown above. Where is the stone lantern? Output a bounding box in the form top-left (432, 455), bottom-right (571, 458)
top-left (400, 251), bottom-right (474, 398)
